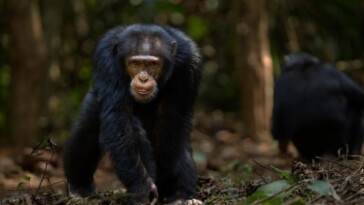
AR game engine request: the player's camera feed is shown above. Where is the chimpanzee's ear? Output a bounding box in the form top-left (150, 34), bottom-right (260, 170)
top-left (171, 41), bottom-right (177, 55)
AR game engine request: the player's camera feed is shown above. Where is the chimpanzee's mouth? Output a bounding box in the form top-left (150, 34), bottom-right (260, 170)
top-left (136, 89), bottom-right (152, 95)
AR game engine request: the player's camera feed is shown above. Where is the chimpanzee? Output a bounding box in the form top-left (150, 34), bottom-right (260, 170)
top-left (63, 24), bottom-right (203, 205)
top-left (271, 52), bottom-right (364, 160)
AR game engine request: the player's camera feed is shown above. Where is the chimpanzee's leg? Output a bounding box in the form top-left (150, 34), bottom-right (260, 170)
top-left (157, 149), bottom-right (198, 204)
top-left (347, 108), bottom-right (363, 155)
top-left (153, 111), bottom-right (198, 203)
top-left (63, 91), bottom-right (102, 197)
top-left (175, 149), bottom-right (198, 197)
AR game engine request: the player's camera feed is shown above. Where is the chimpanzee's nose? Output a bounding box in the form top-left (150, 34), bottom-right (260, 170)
top-left (139, 71), bottom-right (149, 83)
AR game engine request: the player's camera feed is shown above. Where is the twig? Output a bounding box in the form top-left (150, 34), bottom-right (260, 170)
top-left (250, 183), bottom-right (298, 205)
top-left (35, 149), bottom-right (55, 196)
top-left (314, 156), bottom-right (354, 170)
top-left (284, 196), bottom-right (306, 205)
top-left (46, 177), bottom-right (55, 193)
top-left (343, 188), bottom-right (364, 202)
top-left (306, 195), bottom-right (324, 205)
top-left (253, 170), bottom-right (268, 183)
top-left (348, 160), bottom-right (364, 177)
top-left (24, 194), bottom-right (33, 205)
top-left (252, 159), bottom-right (280, 173)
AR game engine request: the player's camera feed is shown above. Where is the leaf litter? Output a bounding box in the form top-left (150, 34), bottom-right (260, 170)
top-left (2, 111), bottom-right (364, 204)
top-left (197, 156), bottom-right (364, 204)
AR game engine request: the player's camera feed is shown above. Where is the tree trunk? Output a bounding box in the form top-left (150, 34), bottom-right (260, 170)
top-left (6, 0), bottom-right (47, 147)
top-left (39, 0), bottom-right (63, 134)
top-left (233, 0), bottom-right (273, 141)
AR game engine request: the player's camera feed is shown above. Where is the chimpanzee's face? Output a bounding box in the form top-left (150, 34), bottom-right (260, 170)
top-left (126, 54), bottom-right (163, 103)
top-left (123, 32), bottom-right (175, 103)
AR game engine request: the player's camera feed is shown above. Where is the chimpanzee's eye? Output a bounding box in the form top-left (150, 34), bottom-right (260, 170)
top-left (149, 61), bottom-right (157, 67)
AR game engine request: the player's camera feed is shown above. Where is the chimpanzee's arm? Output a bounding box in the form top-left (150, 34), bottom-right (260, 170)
top-left (98, 103), bottom-right (157, 202)
top-left (63, 90), bottom-right (102, 197)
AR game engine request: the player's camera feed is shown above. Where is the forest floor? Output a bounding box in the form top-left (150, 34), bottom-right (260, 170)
top-left (1, 111), bottom-right (364, 204)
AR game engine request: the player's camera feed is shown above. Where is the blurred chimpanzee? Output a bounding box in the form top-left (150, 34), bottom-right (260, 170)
top-left (272, 52), bottom-right (364, 160)
top-left (63, 24), bottom-right (203, 205)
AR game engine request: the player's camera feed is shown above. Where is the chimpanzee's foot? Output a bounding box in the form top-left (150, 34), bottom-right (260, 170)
top-left (68, 183), bottom-right (94, 197)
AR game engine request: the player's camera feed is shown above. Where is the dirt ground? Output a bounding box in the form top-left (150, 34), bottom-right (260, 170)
top-left (0, 133), bottom-right (285, 195)
top-left (1, 111), bottom-right (363, 204)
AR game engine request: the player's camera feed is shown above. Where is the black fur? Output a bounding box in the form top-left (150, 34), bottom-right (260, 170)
top-left (272, 52), bottom-right (364, 160)
top-left (63, 24), bottom-right (201, 203)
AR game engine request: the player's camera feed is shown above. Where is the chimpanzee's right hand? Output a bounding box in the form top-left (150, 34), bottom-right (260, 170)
top-left (130, 177), bottom-right (159, 204)
top-left (148, 177), bottom-right (159, 203)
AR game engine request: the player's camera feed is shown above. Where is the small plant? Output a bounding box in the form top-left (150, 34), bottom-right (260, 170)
top-left (238, 165), bottom-right (341, 205)
top-left (17, 175), bottom-right (32, 191)
top-left (226, 160), bottom-right (253, 184)
top-left (32, 138), bottom-right (58, 197)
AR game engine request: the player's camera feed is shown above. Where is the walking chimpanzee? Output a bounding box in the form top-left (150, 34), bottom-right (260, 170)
top-left (272, 52), bottom-right (364, 160)
top-left (63, 24), bottom-right (203, 205)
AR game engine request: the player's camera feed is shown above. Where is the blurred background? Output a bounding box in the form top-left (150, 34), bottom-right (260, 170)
top-left (0, 0), bottom-right (364, 193)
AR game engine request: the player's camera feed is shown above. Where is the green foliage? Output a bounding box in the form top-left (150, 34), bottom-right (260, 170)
top-left (270, 166), bottom-right (298, 185)
top-left (16, 182), bottom-right (25, 190)
top-left (204, 195), bottom-right (221, 204)
top-left (17, 175), bottom-right (31, 190)
top-left (222, 160), bottom-right (253, 184)
top-left (23, 175), bottom-right (31, 181)
top-left (239, 166), bottom-right (341, 204)
top-left (0, 65), bottom-right (9, 86)
top-left (186, 16), bottom-right (209, 40)
top-left (154, 1), bottom-right (183, 13)
top-left (3, 0), bottom-right (364, 144)
top-left (78, 61), bottom-right (92, 81)
top-left (269, 0), bottom-right (363, 62)
top-left (0, 65), bottom-right (9, 127)
top-left (32, 138), bottom-right (57, 155)
top-left (244, 180), bottom-right (291, 205)
top-left (307, 180), bottom-right (340, 201)
top-left (239, 164), bottom-right (253, 182)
